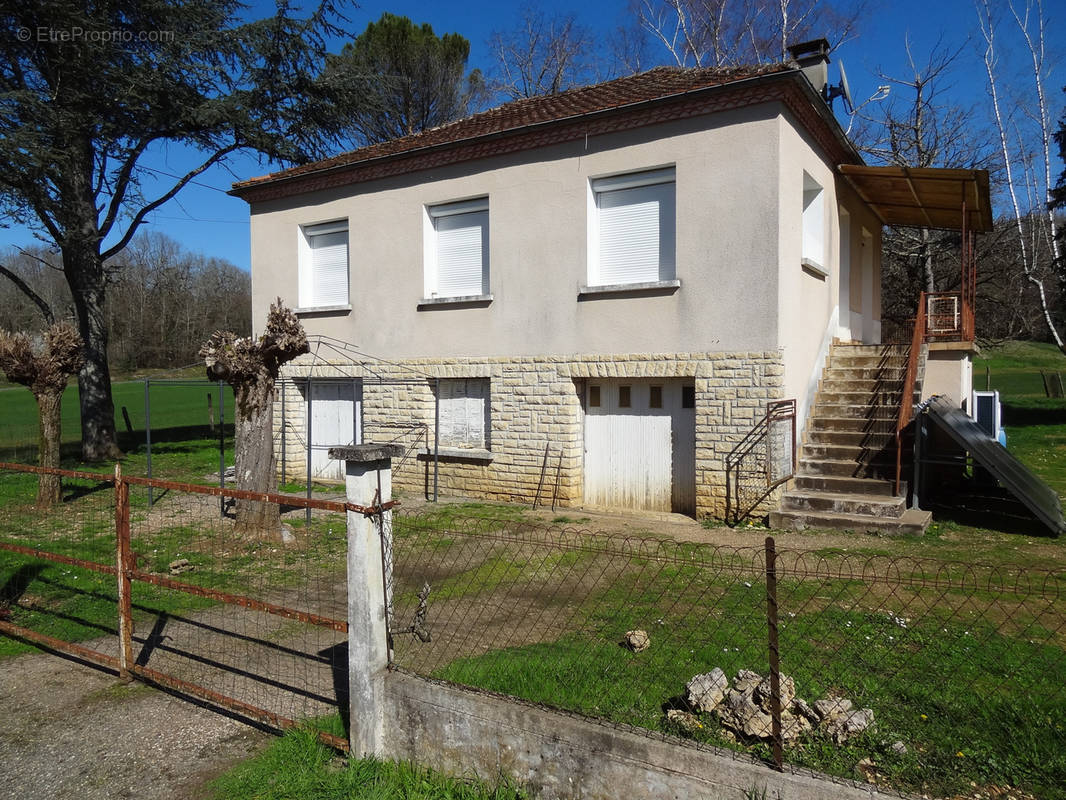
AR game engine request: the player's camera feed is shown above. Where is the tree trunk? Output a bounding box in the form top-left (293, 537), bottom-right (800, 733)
top-left (233, 381), bottom-right (281, 537)
top-left (63, 247), bottom-right (122, 461)
top-left (36, 391), bottom-right (63, 506)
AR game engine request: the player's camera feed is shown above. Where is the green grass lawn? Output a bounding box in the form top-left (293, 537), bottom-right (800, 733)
top-left (0, 377), bottom-right (236, 483)
top-left (209, 722), bottom-right (528, 800)
top-left (974, 340), bottom-right (1066, 497)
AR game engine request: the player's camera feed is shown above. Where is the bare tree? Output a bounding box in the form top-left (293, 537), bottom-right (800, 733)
top-left (633, 0), bottom-right (861, 68)
top-left (488, 4), bottom-right (598, 99)
top-left (200, 300), bottom-right (308, 537)
top-left (0, 323), bottom-right (84, 506)
top-left (978, 0), bottom-right (1065, 352)
top-left (852, 38), bottom-right (991, 324)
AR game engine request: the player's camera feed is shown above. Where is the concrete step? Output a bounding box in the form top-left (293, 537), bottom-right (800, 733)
top-left (811, 403), bottom-right (898, 420)
top-left (805, 429), bottom-right (896, 449)
top-left (797, 457), bottom-right (897, 479)
top-left (820, 378), bottom-right (906, 393)
top-left (831, 345), bottom-right (909, 357)
top-left (769, 507), bottom-right (932, 535)
top-left (828, 355), bottom-right (909, 370)
top-left (814, 391), bottom-right (902, 406)
top-left (793, 474), bottom-right (897, 496)
top-left (822, 367), bottom-right (907, 382)
top-left (799, 442), bottom-right (896, 461)
top-left (808, 416), bottom-right (897, 433)
top-left (779, 489), bottom-right (906, 517)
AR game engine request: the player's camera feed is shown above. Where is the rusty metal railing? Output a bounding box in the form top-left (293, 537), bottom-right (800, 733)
top-left (725, 399), bottom-right (796, 525)
top-left (895, 297), bottom-right (927, 496)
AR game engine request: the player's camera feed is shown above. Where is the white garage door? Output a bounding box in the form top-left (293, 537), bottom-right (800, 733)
top-left (308, 379), bottom-right (362, 481)
top-left (583, 379), bottom-right (695, 515)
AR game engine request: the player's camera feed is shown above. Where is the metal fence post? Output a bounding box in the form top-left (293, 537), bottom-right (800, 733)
top-left (765, 535), bottom-right (784, 771)
top-left (115, 464), bottom-right (133, 681)
top-left (332, 443), bottom-right (402, 759)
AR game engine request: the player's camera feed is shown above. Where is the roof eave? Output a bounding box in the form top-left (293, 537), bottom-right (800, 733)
top-left (231, 69), bottom-right (861, 202)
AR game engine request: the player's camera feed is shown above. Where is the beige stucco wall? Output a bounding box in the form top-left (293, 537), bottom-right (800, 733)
top-left (773, 113), bottom-right (882, 432)
top-left (249, 105), bottom-right (787, 360)
top-left (920, 343), bottom-right (977, 410)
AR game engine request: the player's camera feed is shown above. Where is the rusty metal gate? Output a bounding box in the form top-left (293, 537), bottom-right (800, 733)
top-left (0, 461), bottom-right (387, 751)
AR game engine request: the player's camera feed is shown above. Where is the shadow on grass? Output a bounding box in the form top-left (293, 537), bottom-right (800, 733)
top-left (1002, 402), bottom-right (1066, 426)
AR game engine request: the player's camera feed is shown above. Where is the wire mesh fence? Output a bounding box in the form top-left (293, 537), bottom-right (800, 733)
top-left (0, 379), bottom-right (234, 473)
top-left (388, 510), bottom-right (1066, 800)
top-left (0, 463), bottom-right (352, 748)
top-left (121, 479), bottom-right (350, 743)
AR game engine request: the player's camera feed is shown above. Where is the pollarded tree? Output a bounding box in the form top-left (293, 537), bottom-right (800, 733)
top-left (0, 0), bottom-right (349, 460)
top-left (0, 323), bottom-right (84, 506)
top-left (200, 300), bottom-right (308, 536)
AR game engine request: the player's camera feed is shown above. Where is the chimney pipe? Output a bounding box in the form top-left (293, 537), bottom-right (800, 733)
top-left (787, 38), bottom-right (831, 98)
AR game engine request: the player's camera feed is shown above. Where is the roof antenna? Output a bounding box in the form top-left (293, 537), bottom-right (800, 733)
top-left (825, 60), bottom-right (854, 113)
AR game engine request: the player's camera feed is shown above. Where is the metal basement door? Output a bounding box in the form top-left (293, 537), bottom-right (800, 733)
top-left (309, 379), bottom-right (362, 481)
top-left (583, 379), bottom-right (696, 514)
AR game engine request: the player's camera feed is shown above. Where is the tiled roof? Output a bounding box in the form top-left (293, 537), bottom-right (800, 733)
top-left (233, 63), bottom-right (794, 191)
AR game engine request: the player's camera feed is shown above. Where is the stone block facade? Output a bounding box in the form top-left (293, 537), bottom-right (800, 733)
top-left (274, 350), bottom-right (784, 520)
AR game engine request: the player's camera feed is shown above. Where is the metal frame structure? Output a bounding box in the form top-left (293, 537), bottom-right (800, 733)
top-left (278, 336), bottom-right (446, 517)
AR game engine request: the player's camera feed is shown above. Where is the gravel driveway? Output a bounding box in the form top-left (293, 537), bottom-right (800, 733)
top-left (0, 647), bottom-right (270, 800)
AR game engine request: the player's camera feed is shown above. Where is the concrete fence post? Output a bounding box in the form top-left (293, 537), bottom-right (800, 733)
top-left (330, 443), bottom-right (403, 759)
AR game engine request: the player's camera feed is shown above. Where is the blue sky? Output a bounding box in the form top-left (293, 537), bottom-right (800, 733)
top-left (2, 0), bottom-right (1062, 271)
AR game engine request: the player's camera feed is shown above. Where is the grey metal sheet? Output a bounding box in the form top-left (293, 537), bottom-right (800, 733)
top-left (923, 396), bottom-right (1065, 535)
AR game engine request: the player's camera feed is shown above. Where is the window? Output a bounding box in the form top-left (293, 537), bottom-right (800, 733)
top-left (589, 385), bottom-right (601, 408)
top-left (298, 221), bottom-right (349, 309)
top-left (649, 385), bottom-right (663, 409)
top-left (681, 386), bottom-right (695, 409)
top-left (425, 198), bottom-right (489, 299)
top-left (618, 385), bottom-right (632, 408)
top-left (802, 173), bottom-right (825, 270)
top-left (437, 378), bottom-right (490, 450)
top-left (589, 168), bottom-right (676, 287)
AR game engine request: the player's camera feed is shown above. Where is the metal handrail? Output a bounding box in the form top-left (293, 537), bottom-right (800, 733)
top-left (725, 399), bottom-right (796, 524)
top-left (895, 295), bottom-right (926, 496)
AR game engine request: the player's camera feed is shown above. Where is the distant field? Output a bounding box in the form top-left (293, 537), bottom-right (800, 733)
top-left (0, 379), bottom-right (234, 448)
top-left (973, 341), bottom-right (1066, 496)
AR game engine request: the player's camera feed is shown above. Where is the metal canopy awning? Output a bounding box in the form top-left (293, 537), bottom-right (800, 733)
top-left (838, 165), bottom-right (993, 232)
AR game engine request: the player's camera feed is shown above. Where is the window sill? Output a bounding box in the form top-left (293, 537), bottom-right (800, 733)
top-left (577, 279), bottom-right (681, 299)
top-left (417, 294), bottom-right (493, 310)
top-left (418, 447), bottom-right (493, 462)
top-left (293, 304), bottom-right (352, 316)
top-left (801, 259), bottom-right (828, 279)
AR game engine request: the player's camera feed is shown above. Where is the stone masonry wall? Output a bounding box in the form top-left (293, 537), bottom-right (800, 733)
top-left (274, 351), bottom-right (783, 520)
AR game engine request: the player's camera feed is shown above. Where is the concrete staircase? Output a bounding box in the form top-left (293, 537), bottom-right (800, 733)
top-left (770, 343), bottom-right (932, 535)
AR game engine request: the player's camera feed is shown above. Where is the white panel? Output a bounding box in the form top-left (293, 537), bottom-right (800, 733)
top-left (309, 380), bottom-right (361, 481)
top-left (584, 380), bottom-right (694, 514)
top-left (435, 211), bottom-right (487, 297)
top-left (802, 174), bottom-right (825, 267)
top-left (438, 378), bottom-right (488, 448)
top-left (595, 182), bottom-right (674, 285)
top-left (310, 229), bottom-right (349, 306)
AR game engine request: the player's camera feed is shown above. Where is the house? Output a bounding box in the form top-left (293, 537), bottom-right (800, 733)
top-left (231, 41), bottom-right (990, 525)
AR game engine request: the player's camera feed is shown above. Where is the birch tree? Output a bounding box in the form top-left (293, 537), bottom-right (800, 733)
top-left (977, 0), bottom-right (1065, 353)
top-left (488, 4), bottom-right (598, 99)
top-left (633, 0), bottom-right (861, 68)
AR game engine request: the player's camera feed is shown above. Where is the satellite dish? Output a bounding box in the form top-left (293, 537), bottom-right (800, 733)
top-left (826, 61), bottom-right (854, 114)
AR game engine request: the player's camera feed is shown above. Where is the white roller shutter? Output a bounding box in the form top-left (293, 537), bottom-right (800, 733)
top-left (306, 225), bottom-right (349, 306)
top-left (592, 169), bottom-right (675, 286)
top-left (435, 211), bottom-right (488, 297)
